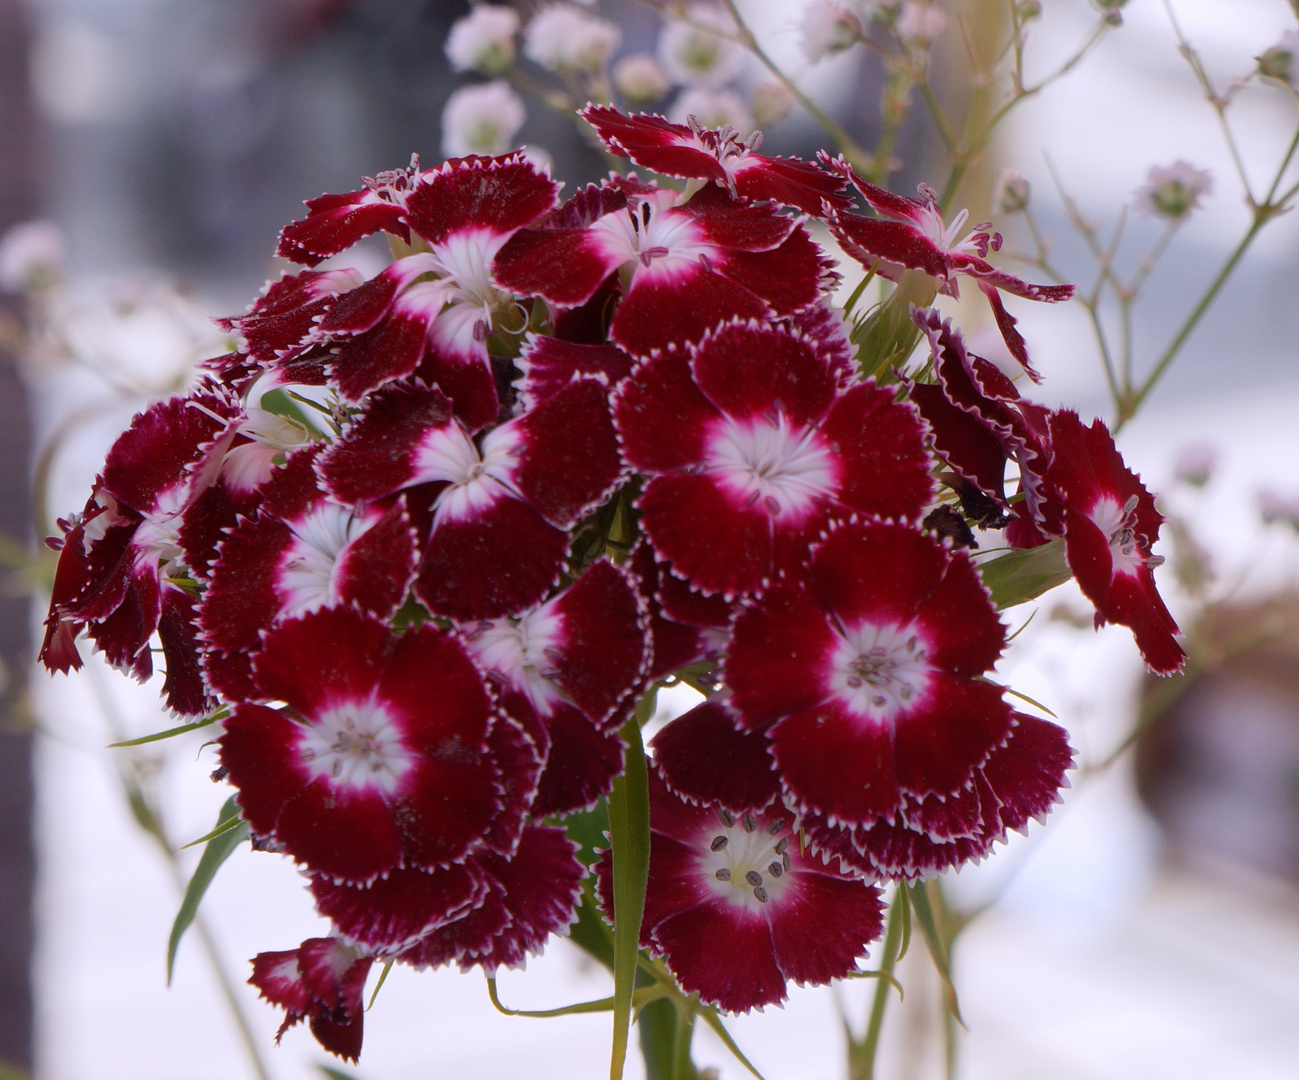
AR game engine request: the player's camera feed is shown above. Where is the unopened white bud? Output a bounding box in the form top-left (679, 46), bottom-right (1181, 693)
top-left (750, 82), bottom-right (793, 128)
top-left (0, 220), bottom-right (64, 291)
top-left (800, 1), bottom-right (863, 64)
top-left (996, 170), bottom-right (1031, 214)
top-left (668, 87), bottom-right (753, 136)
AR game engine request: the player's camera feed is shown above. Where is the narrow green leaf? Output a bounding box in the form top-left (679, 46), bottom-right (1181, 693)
top-left (978, 538), bottom-right (1071, 610)
top-left (700, 1011), bottom-right (766, 1080)
top-left (316, 1067), bottom-right (361, 1080)
top-left (367, 960), bottom-right (393, 1011)
top-left (606, 694), bottom-right (654, 1080)
top-left (167, 796), bottom-right (249, 984)
top-left (1001, 685), bottom-right (1058, 718)
top-left (179, 811), bottom-right (245, 850)
top-left (108, 713), bottom-right (222, 747)
top-left (844, 967), bottom-right (905, 999)
top-left (487, 976), bottom-right (619, 1018)
top-left (906, 882), bottom-right (964, 1027)
top-left (896, 882), bottom-right (912, 963)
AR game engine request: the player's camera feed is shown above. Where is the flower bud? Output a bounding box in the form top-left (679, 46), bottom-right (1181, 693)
top-left (445, 5), bottom-right (519, 75)
top-left (996, 170), bottom-right (1031, 215)
top-left (613, 54), bottom-right (671, 104)
top-left (1016, 0), bottom-right (1042, 18)
top-left (669, 87), bottom-right (754, 136)
top-left (1258, 31), bottom-right (1299, 90)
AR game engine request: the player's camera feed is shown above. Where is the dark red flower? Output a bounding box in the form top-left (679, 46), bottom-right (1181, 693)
top-left (249, 936), bottom-right (373, 1062)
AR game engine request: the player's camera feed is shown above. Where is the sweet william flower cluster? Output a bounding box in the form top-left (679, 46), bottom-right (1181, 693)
top-left (39, 106), bottom-right (1182, 1063)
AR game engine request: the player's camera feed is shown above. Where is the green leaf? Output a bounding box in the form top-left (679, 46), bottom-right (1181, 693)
top-left (108, 712), bottom-right (223, 747)
top-left (906, 881), bottom-right (964, 1027)
top-left (977, 538), bottom-right (1071, 610)
top-left (167, 795), bottom-right (249, 984)
top-left (317, 1067), bottom-right (362, 1080)
top-left (606, 694), bottom-right (654, 1080)
top-left (179, 811), bottom-right (245, 850)
top-left (367, 960), bottom-right (393, 1010)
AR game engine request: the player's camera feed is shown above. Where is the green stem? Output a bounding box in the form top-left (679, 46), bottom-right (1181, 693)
top-left (716, 0), bottom-right (873, 170)
top-left (851, 893), bottom-right (906, 1080)
top-left (1118, 213), bottom-right (1266, 429)
top-left (670, 1001), bottom-right (698, 1080)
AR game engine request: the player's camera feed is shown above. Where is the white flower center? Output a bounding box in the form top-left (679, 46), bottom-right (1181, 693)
top-left (829, 620), bottom-right (932, 721)
top-left (298, 697), bottom-right (413, 794)
top-left (278, 503), bottom-right (367, 619)
top-left (414, 421), bottom-right (521, 523)
top-left (1090, 494), bottom-right (1149, 578)
top-left (463, 605), bottom-right (567, 717)
top-left (132, 485), bottom-right (187, 578)
top-left (592, 191), bottom-right (713, 280)
top-left (700, 809), bottom-right (796, 913)
top-left (705, 414), bottom-right (837, 519)
top-left (916, 204), bottom-right (982, 255)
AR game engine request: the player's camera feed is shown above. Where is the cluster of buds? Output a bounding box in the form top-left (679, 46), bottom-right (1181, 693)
top-left (39, 106), bottom-right (1183, 1061)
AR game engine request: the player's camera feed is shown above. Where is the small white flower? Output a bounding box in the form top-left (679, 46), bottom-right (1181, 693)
top-left (613, 54), bottom-right (671, 104)
top-left (668, 87), bottom-right (754, 137)
top-left (895, 1), bottom-right (947, 47)
top-left (750, 82), bottom-right (794, 127)
top-left (441, 80), bottom-right (526, 158)
top-left (444, 5), bottom-right (520, 75)
top-left (1258, 29), bottom-right (1299, 91)
top-left (658, 4), bottom-right (744, 89)
top-left (1134, 161), bottom-right (1212, 221)
top-left (800, 1), bottom-right (863, 64)
top-left (0, 220), bottom-right (64, 291)
top-left (995, 170), bottom-right (1030, 214)
top-left (524, 5), bottom-right (621, 73)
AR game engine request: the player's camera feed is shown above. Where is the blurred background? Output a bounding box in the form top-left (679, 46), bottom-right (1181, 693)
top-left (2, 0), bottom-right (1299, 1077)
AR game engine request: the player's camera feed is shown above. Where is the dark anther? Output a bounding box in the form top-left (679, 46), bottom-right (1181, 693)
top-left (710, 835), bottom-right (728, 852)
top-left (767, 817), bottom-right (787, 835)
top-left (741, 813), bottom-right (756, 833)
top-left (715, 868), bottom-right (731, 882)
top-left (753, 886), bottom-right (769, 903)
top-left (209, 765), bottom-right (228, 783)
top-left (719, 809), bottom-right (736, 828)
top-left (768, 861), bottom-right (783, 878)
top-left (744, 870), bottom-right (764, 887)
top-left (774, 837), bottom-right (789, 854)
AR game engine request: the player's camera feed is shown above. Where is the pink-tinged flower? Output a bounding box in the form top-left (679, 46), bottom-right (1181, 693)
top-left (823, 157), bottom-right (1075, 380)
top-left (392, 823), bottom-right (585, 971)
top-left (249, 937), bottom-right (372, 1062)
top-left (726, 519), bottom-right (1014, 826)
top-left (462, 559), bottom-right (650, 816)
top-left (597, 770), bottom-right (884, 1013)
top-left (219, 606), bottom-right (521, 883)
top-left (803, 712), bottom-right (1074, 880)
top-left (318, 377), bottom-right (623, 621)
top-left (1134, 161), bottom-right (1211, 221)
top-left (1043, 411), bottom-right (1186, 675)
top-left (580, 105), bottom-right (852, 216)
top-left (199, 447), bottom-right (418, 701)
top-left (614, 319), bottom-right (933, 596)
top-left (38, 384), bottom-right (247, 714)
top-left (493, 182), bottom-right (830, 357)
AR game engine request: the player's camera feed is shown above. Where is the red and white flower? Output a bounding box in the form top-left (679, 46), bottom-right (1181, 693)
top-left (726, 519), bottom-right (1014, 826)
top-left (598, 769), bottom-right (884, 1013)
top-left (824, 157), bottom-right (1074, 379)
top-left (218, 606), bottom-right (526, 883)
top-left (614, 319), bottom-right (933, 596)
top-left (249, 936), bottom-right (372, 1062)
top-left (1043, 410), bottom-right (1186, 675)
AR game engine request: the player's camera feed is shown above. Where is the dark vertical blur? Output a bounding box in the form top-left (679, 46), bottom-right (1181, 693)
top-left (0, 0), bottom-right (35, 1070)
